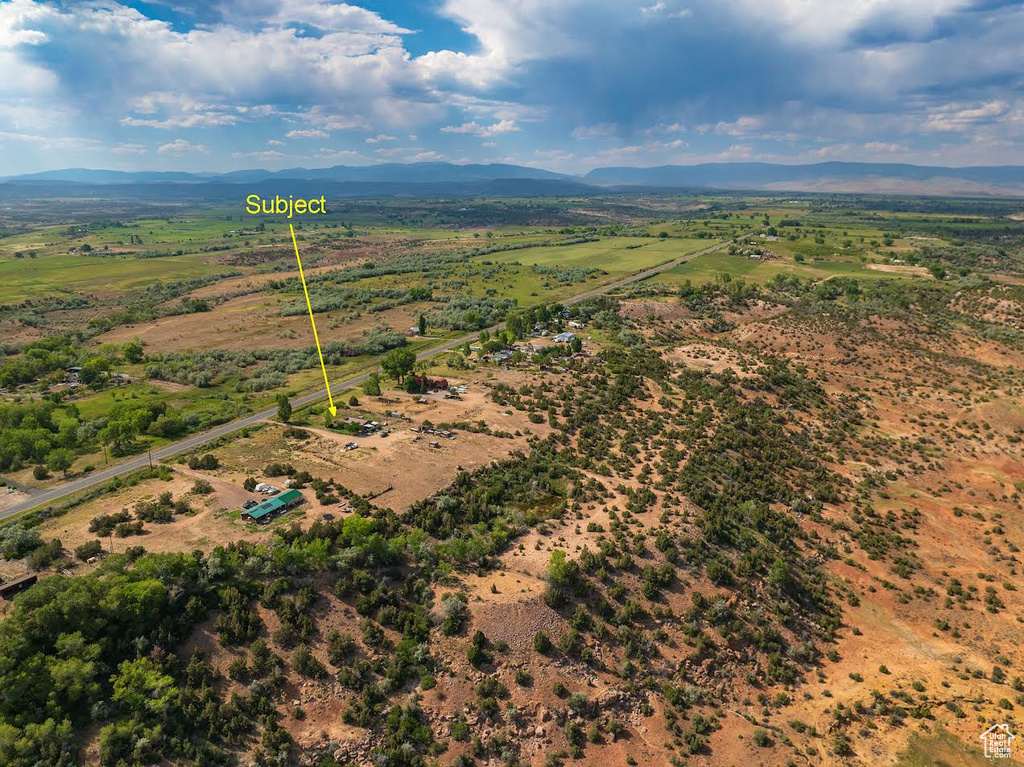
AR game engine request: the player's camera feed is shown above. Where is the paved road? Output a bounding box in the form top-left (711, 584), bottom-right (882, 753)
top-left (1, 237), bottom-right (733, 520)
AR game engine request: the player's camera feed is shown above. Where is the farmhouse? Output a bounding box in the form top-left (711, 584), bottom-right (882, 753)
top-left (552, 332), bottom-right (576, 344)
top-left (241, 488), bottom-right (305, 524)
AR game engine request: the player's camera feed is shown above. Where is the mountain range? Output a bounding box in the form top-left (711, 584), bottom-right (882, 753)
top-left (3, 161), bottom-right (1024, 197)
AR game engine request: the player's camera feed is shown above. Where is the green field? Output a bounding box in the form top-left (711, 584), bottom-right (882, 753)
top-left (488, 236), bottom-right (713, 274)
top-left (0, 251), bottom-right (236, 302)
top-left (651, 251), bottom-right (932, 286)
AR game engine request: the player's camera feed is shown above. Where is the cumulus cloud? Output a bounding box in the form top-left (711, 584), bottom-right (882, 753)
top-left (1, 0), bottom-right (1024, 171)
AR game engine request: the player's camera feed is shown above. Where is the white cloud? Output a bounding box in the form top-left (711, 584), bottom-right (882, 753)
top-left (862, 141), bottom-right (905, 153)
top-left (440, 119), bottom-right (521, 137)
top-left (285, 128), bottom-right (329, 139)
top-left (112, 142), bottom-right (147, 154)
top-left (122, 113), bottom-right (238, 128)
top-left (1, 0), bottom-right (1023, 171)
top-left (303, 107), bottom-right (373, 131)
top-left (0, 130), bottom-right (102, 151)
top-left (231, 150), bottom-right (286, 160)
top-left (157, 138), bottom-right (209, 154)
top-left (713, 115), bottom-right (764, 137)
top-left (640, 2), bottom-right (692, 20)
top-left (571, 123), bottom-right (618, 139)
top-left (922, 101), bottom-right (1009, 132)
top-left (252, 1), bottom-right (411, 35)
top-left (313, 148), bottom-right (364, 161)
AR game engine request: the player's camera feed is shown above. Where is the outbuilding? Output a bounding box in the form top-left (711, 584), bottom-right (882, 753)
top-left (0, 573), bottom-right (38, 599)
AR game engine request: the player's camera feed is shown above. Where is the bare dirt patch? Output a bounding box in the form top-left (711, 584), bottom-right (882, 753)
top-left (94, 295), bottom-right (429, 353)
top-left (865, 262), bottom-right (933, 277)
top-left (34, 470), bottom-right (270, 559)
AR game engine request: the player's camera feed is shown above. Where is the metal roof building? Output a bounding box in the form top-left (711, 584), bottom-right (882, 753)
top-left (0, 573), bottom-right (38, 599)
top-left (241, 488), bottom-right (305, 524)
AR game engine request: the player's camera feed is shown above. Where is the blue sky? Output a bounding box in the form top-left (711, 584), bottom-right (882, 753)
top-left (0, 0), bottom-right (1022, 174)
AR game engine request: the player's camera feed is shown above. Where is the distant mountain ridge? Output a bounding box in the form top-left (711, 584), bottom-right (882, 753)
top-left (4, 162), bottom-right (567, 185)
top-left (584, 162), bottom-right (1024, 196)
top-left (3, 161), bottom-right (1024, 197)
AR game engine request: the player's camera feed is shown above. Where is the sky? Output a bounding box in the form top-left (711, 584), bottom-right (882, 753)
top-left (0, 0), bottom-right (1023, 175)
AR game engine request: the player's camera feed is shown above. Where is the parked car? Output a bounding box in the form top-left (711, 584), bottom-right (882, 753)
top-left (243, 499), bottom-right (258, 509)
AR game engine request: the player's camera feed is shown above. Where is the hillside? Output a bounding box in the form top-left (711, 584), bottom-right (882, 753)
top-left (587, 162), bottom-right (1024, 197)
top-left (3, 281), bottom-right (1022, 766)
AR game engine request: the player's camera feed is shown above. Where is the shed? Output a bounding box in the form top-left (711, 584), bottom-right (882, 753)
top-left (0, 573), bottom-right (38, 599)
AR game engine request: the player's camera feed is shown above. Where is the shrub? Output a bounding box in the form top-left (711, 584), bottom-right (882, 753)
top-left (533, 631), bottom-right (551, 653)
top-left (291, 644), bottom-right (326, 677)
top-left (438, 593), bottom-right (468, 636)
top-left (187, 454), bottom-right (219, 471)
top-left (74, 540), bottom-right (104, 561)
top-left (191, 479), bottom-right (214, 495)
top-left (0, 524), bottom-right (42, 560)
top-left (264, 463), bottom-right (295, 477)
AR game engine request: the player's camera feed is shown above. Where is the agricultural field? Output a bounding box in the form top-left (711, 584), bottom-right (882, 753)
top-left (1, 192), bottom-right (1024, 767)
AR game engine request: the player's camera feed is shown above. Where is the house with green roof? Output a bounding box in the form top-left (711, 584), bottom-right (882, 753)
top-left (241, 489), bottom-right (305, 524)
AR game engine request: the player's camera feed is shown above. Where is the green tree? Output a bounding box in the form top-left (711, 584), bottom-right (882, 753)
top-left (276, 394), bottom-right (292, 423)
top-left (100, 418), bottom-right (138, 453)
top-left (380, 347), bottom-right (416, 383)
top-left (418, 314), bottom-right (427, 336)
top-left (111, 657), bottom-right (178, 718)
top-left (77, 357), bottom-right (109, 385)
top-left (46, 448), bottom-right (75, 477)
top-left (362, 372), bottom-right (382, 397)
top-left (122, 340), bottom-right (144, 363)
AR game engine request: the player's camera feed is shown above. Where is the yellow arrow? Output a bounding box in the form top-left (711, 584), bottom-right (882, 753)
top-left (289, 224), bottom-right (337, 417)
